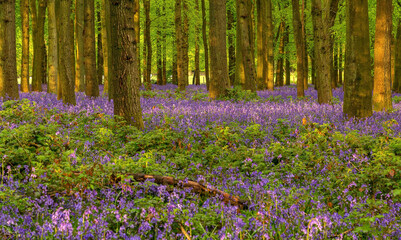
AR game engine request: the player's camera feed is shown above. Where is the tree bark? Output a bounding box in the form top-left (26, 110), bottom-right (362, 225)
top-left (209, 0), bottom-right (229, 99)
top-left (31, 0), bottom-right (47, 92)
top-left (101, 0), bottom-right (112, 99)
top-left (145, 0), bottom-right (152, 90)
top-left (301, 0), bottom-right (308, 89)
top-left (162, 0), bottom-right (167, 85)
top-left (0, 0), bottom-right (19, 100)
top-left (201, 0), bottom-right (209, 90)
top-left (343, 0), bottom-right (372, 118)
top-left (183, 0), bottom-right (189, 87)
top-left (48, 0), bottom-right (57, 94)
top-left (373, 0), bottom-right (392, 112)
top-left (194, 0), bottom-right (201, 85)
top-left (237, 0), bottom-right (256, 91)
top-left (110, 0), bottom-right (144, 129)
top-left (84, 0), bottom-right (99, 97)
top-left (266, 0), bottom-right (274, 90)
top-left (56, 0), bottom-right (76, 105)
top-left (394, 19), bottom-right (401, 93)
top-left (256, 0), bottom-right (266, 90)
top-left (134, 0), bottom-right (140, 83)
top-left (97, 9), bottom-right (104, 86)
top-left (75, 0), bottom-right (85, 92)
top-left (156, 5), bottom-right (162, 85)
top-left (291, 0), bottom-right (305, 97)
top-left (227, 3), bottom-right (235, 86)
top-left (21, 0), bottom-right (30, 93)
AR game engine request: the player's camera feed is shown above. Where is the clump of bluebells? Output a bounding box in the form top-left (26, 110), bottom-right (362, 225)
top-left (0, 84), bottom-right (400, 239)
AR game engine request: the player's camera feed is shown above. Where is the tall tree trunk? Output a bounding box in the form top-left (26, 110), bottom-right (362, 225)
top-left (48, 0), bottom-right (57, 94)
top-left (209, 0), bottom-right (229, 99)
top-left (311, 0), bottom-right (338, 104)
top-left (31, 0), bottom-right (47, 92)
top-left (201, 0), bottom-right (209, 90)
top-left (0, 0), bottom-right (19, 100)
top-left (394, 19), bottom-right (401, 93)
top-left (301, 0), bottom-right (308, 89)
top-left (84, 0), bottom-right (99, 97)
top-left (285, 24), bottom-right (291, 86)
top-left (227, 2), bottom-right (235, 86)
top-left (156, 6), bottom-right (162, 85)
top-left (162, 0), bottom-right (167, 85)
top-left (56, 0), bottom-right (76, 105)
top-left (373, 0), bottom-right (392, 112)
top-left (291, 0), bottom-right (305, 97)
top-left (21, 0), bottom-right (30, 93)
top-left (183, 0), bottom-right (189, 87)
top-left (237, 0), bottom-right (256, 91)
top-left (110, 0), bottom-right (144, 129)
top-left (276, 21), bottom-right (285, 87)
top-left (75, 0), bottom-right (85, 92)
top-left (343, 0), bottom-right (372, 118)
top-left (256, 0), bottom-right (266, 90)
top-left (97, 9), bottom-right (104, 86)
top-left (194, 0), bottom-right (201, 85)
top-left (175, 0), bottom-right (185, 90)
top-left (134, 0), bottom-right (140, 83)
top-left (101, 0), bottom-right (112, 98)
top-left (266, 0), bottom-right (274, 90)
top-left (145, 0), bottom-right (152, 90)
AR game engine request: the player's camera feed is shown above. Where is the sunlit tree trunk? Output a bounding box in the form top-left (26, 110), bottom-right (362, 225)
top-left (201, 0), bottom-right (209, 90)
top-left (31, 0), bottom-right (47, 92)
top-left (0, 0), bottom-right (19, 100)
top-left (110, 0), bottom-right (144, 129)
top-left (101, 0), bottom-right (112, 99)
top-left (209, 0), bottom-right (229, 99)
top-left (194, 0), bottom-right (201, 85)
top-left (75, 0), bottom-right (85, 92)
top-left (256, 0), bottom-right (266, 90)
top-left (48, 0), bottom-right (57, 94)
top-left (266, 0), bottom-right (274, 90)
top-left (21, 0), bottom-right (30, 93)
top-left (291, 0), bottom-right (305, 97)
top-left (56, 0), bottom-right (76, 105)
top-left (343, 0), bottom-right (372, 118)
top-left (84, 0), bottom-right (99, 97)
top-left (373, 0), bottom-right (392, 112)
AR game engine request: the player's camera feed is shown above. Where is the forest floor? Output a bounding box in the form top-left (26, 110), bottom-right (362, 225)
top-left (0, 84), bottom-right (400, 239)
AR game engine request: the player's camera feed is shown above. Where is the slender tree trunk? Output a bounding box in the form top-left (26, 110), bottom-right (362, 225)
top-left (373, 0), bottom-right (392, 112)
top-left (134, 0), bottom-right (140, 83)
top-left (301, 0), bottom-right (308, 89)
top-left (237, 0), bottom-right (256, 91)
top-left (201, 0), bottom-right (209, 90)
top-left (75, 0), bottom-right (85, 92)
top-left (31, 0), bottom-right (47, 92)
top-left (276, 21), bottom-right (285, 87)
top-left (145, 0), bottom-right (152, 90)
top-left (183, 0), bottom-right (189, 87)
top-left (194, 0), bottom-right (201, 85)
top-left (0, 0), bottom-right (19, 100)
top-left (162, 0), bottom-right (167, 85)
top-left (175, 0), bottom-right (185, 90)
top-left (209, 0), bottom-right (229, 99)
top-left (21, 0), bottom-right (30, 93)
top-left (110, 0), bottom-right (144, 129)
top-left (101, 0), bottom-right (112, 98)
top-left (48, 0), bottom-right (57, 94)
top-left (343, 0), bottom-right (372, 118)
top-left (285, 25), bottom-right (291, 86)
top-left (394, 19), bottom-right (401, 93)
top-left (291, 0), bottom-right (305, 97)
top-left (227, 3), bottom-right (235, 86)
top-left (266, 0), bottom-right (274, 90)
top-left (84, 0), bottom-right (99, 97)
top-left (256, 0), bottom-right (266, 90)
top-left (97, 9), bottom-right (104, 86)
top-left (156, 6), bottom-right (162, 85)
top-left (56, 0), bottom-right (76, 105)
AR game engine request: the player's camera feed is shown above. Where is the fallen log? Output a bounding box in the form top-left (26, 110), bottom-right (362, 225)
top-left (110, 172), bottom-right (249, 209)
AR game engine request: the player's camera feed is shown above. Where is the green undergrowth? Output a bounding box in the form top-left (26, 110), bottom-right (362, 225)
top-left (0, 99), bottom-right (400, 237)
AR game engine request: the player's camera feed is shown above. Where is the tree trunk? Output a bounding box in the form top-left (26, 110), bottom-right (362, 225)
top-left (97, 9), bottom-right (104, 86)
top-left (134, 0), bottom-right (140, 83)
top-left (31, 0), bottom-right (47, 92)
top-left (183, 0), bottom-right (189, 87)
top-left (227, 3), bottom-right (235, 87)
top-left (209, 0), bottom-right (229, 99)
top-left (194, 0), bottom-right (201, 85)
top-left (291, 0), bottom-right (305, 97)
top-left (84, 0), bottom-right (99, 97)
top-left (237, 0), bottom-right (256, 91)
top-left (343, 0), bottom-right (372, 118)
top-left (276, 21), bottom-right (285, 87)
top-left (256, 0), bottom-right (266, 90)
top-left (394, 19), bottom-right (401, 93)
top-left (101, 0), bottom-right (112, 99)
top-left (338, 44), bottom-right (343, 85)
top-left (175, 0), bottom-right (185, 91)
top-left (56, 0), bottom-right (76, 105)
top-left (266, 0), bottom-right (274, 90)
top-left (201, 0), bottom-right (209, 90)
top-left (48, 0), bottom-right (57, 94)
top-left (301, 0), bottom-right (308, 89)
top-left (145, 0), bottom-right (152, 90)
top-left (110, 0), bottom-right (144, 129)
top-left (0, 0), bottom-right (19, 100)
top-left (162, 0), bottom-right (167, 85)
top-left (156, 6), bottom-right (162, 85)
top-left (373, 0), bottom-right (392, 112)
top-left (311, 0), bottom-right (336, 104)
top-left (333, 42), bottom-right (338, 87)
top-left (21, 0), bottom-right (30, 93)
top-left (75, 0), bottom-right (85, 92)
top-left (285, 25), bottom-right (291, 86)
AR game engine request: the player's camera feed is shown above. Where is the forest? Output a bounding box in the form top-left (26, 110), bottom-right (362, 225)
top-left (0, 0), bottom-right (401, 239)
